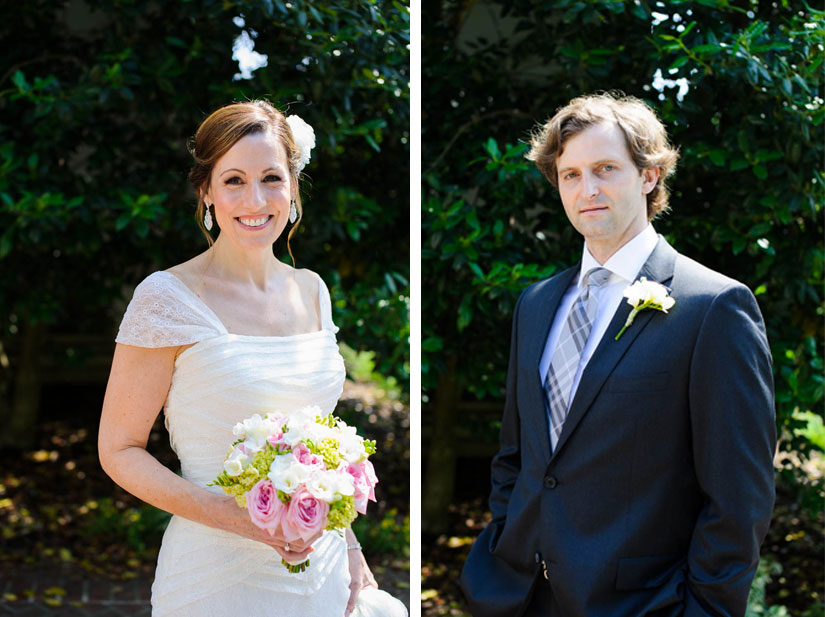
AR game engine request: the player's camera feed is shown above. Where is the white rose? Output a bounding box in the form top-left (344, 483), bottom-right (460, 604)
top-left (232, 414), bottom-right (282, 450)
top-left (285, 116), bottom-right (316, 171)
top-left (283, 425), bottom-right (307, 447)
top-left (233, 413), bottom-right (262, 438)
top-left (223, 445), bottom-right (251, 477)
top-left (306, 469), bottom-right (341, 502)
top-left (268, 455), bottom-right (312, 494)
top-left (337, 426), bottom-right (366, 463)
top-left (333, 468), bottom-right (355, 497)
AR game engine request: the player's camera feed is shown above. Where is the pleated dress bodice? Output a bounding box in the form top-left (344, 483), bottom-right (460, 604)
top-left (167, 330), bottom-right (345, 491)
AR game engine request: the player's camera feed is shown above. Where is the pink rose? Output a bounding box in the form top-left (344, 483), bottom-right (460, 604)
top-left (346, 460), bottom-right (379, 514)
top-left (292, 443), bottom-right (322, 468)
top-left (267, 432), bottom-right (286, 449)
top-left (246, 479), bottom-right (286, 535)
top-left (281, 486), bottom-right (329, 543)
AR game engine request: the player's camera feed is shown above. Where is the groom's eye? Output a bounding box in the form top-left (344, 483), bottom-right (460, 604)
top-left (225, 176), bottom-right (243, 185)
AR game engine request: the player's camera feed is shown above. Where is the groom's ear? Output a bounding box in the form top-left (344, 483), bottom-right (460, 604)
top-left (641, 166), bottom-right (660, 194)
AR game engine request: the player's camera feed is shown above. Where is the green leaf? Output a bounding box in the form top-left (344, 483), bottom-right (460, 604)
top-left (421, 337), bottom-right (443, 352)
top-left (0, 228), bottom-right (12, 258)
top-left (469, 262), bottom-right (483, 278)
top-left (631, 2), bottom-right (648, 20)
top-left (668, 56), bottom-right (690, 71)
top-left (679, 22), bottom-right (698, 38)
top-left (748, 222), bottom-right (772, 236)
top-left (793, 410), bottom-right (825, 451)
top-left (708, 149), bottom-right (726, 166)
top-left (753, 164), bottom-right (767, 179)
top-left (345, 220), bottom-right (361, 241)
top-left (457, 295), bottom-right (473, 332)
top-left (754, 150), bottom-right (783, 164)
top-left (115, 212), bottom-right (131, 231)
top-left (364, 135), bottom-right (380, 152)
top-left (384, 272), bottom-right (397, 294)
top-left (11, 70), bottom-right (29, 92)
top-left (732, 236), bottom-right (747, 254)
top-left (485, 138), bottom-right (501, 159)
top-left (691, 43), bottom-right (723, 55)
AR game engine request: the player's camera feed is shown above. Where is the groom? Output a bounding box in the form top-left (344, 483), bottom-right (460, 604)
top-left (460, 94), bottom-right (776, 617)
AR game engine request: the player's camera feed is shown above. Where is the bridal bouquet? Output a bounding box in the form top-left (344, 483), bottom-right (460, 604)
top-left (210, 406), bottom-right (378, 572)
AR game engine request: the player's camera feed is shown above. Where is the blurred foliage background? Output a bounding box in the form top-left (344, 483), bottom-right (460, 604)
top-left (422, 0), bottom-right (823, 615)
top-left (0, 0), bottom-right (409, 607)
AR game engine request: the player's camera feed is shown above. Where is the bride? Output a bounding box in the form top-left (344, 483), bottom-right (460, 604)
top-left (98, 100), bottom-right (407, 617)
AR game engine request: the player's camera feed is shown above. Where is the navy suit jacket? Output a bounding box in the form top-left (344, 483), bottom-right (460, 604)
top-left (460, 237), bottom-right (776, 617)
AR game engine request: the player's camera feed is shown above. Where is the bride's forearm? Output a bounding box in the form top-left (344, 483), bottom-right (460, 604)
top-left (345, 526), bottom-right (361, 548)
top-left (100, 445), bottom-right (234, 530)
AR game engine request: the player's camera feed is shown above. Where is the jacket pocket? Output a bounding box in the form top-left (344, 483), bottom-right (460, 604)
top-left (487, 519), bottom-right (504, 553)
top-left (615, 554), bottom-right (684, 590)
top-left (607, 372), bottom-right (671, 393)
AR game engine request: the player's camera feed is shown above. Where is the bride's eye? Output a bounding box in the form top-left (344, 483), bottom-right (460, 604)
top-left (225, 176), bottom-right (243, 185)
top-left (263, 174), bottom-right (282, 183)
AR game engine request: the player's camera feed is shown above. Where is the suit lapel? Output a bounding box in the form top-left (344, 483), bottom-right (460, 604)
top-left (522, 264), bottom-right (579, 464)
top-left (550, 237), bottom-right (678, 460)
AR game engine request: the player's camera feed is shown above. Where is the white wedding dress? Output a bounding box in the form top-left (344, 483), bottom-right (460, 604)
top-left (116, 271), bottom-right (407, 617)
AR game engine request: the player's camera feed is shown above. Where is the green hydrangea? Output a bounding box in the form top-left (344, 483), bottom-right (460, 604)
top-left (314, 438), bottom-right (342, 468)
top-left (210, 443), bottom-right (289, 508)
top-left (211, 465), bottom-right (262, 507)
top-left (327, 496), bottom-right (358, 529)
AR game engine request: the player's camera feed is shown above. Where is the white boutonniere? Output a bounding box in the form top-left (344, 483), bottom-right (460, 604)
top-left (615, 277), bottom-right (675, 340)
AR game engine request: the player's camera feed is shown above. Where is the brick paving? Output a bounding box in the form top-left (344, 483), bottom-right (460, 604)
top-left (1, 564), bottom-right (410, 616)
top-left (0, 566), bottom-right (151, 617)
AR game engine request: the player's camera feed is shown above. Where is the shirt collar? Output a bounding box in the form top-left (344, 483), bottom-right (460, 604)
top-left (578, 224), bottom-right (659, 288)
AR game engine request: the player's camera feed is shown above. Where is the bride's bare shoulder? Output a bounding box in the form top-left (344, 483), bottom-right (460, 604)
top-left (286, 265), bottom-right (322, 294)
top-left (281, 265), bottom-right (323, 316)
top-left (164, 252), bottom-right (211, 288)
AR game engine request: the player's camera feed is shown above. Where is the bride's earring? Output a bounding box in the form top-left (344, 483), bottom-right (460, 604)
top-left (289, 200), bottom-right (298, 224)
top-left (204, 203), bottom-right (213, 231)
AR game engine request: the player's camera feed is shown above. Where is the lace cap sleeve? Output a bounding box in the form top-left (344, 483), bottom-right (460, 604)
top-left (317, 275), bottom-right (339, 334)
top-left (115, 272), bottom-right (223, 348)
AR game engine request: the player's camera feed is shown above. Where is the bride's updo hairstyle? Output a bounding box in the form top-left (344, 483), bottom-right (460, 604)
top-left (188, 100), bottom-right (304, 253)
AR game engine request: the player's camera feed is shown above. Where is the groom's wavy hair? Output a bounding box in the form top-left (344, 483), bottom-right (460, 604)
top-left (527, 92), bottom-right (680, 220)
top-left (187, 99), bottom-right (304, 259)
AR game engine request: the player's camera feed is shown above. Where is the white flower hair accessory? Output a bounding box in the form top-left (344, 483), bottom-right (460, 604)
top-left (285, 115), bottom-right (316, 172)
top-left (615, 277), bottom-right (675, 340)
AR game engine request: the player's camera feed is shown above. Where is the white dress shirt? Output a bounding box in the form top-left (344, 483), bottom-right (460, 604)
top-left (539, 224), bottom-right (659, 407)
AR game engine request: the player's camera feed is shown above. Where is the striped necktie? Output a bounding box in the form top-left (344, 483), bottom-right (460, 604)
top-left (545, 267), bottom-right (612, 451)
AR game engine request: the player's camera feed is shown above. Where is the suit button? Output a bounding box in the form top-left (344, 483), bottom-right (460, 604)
top-left (543, 475), bottom-right (557, 489)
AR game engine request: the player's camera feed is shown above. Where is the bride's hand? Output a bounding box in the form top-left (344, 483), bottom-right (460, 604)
top-left (215, 496), bottom-right (322, 562)
top-left (344, 543), bottom-right (378, 616)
